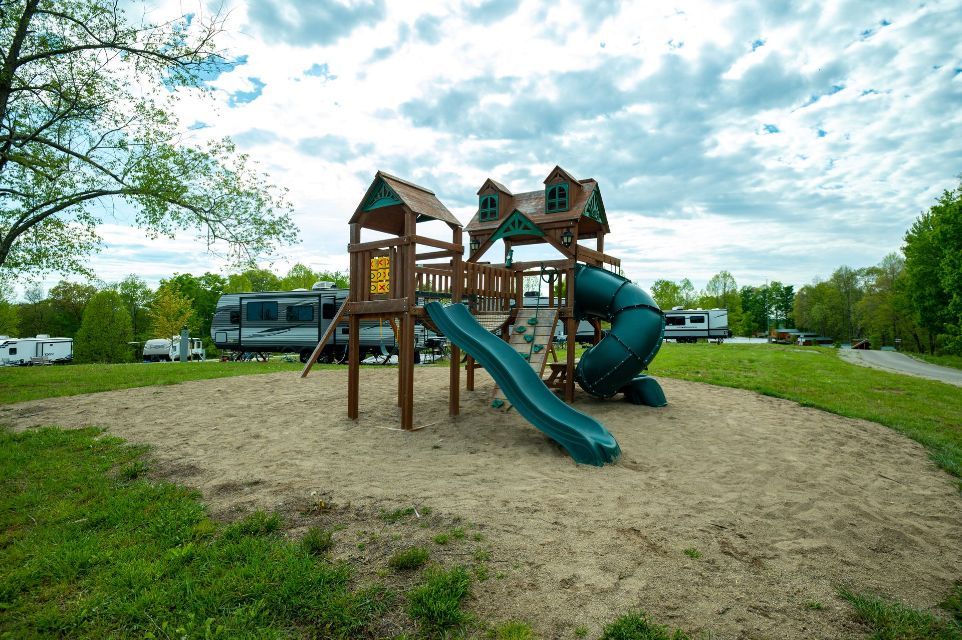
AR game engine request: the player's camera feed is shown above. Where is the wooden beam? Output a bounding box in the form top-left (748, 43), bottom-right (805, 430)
top-left (299, 301), bottom-right (347, 378)
top-left (347, 314), bottom-right (361, 420)
top-left (509, 258), bottom-right (576, 272)
top-left (413, 235), bottom-right (462, 252)
top-left (348, 236), bottom-right (408, 253)
top-left (415, 249), bottom-right (459, 261)
top-left (346, 299), bottom-right (409, 315)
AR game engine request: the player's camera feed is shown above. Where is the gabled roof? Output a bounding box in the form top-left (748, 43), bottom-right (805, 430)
top-left (477, 178), bottom-right (512, 195)
top-left (543, 165), bottom-right (580, 186)
top-left (350, 171), bottom-right (462, 231)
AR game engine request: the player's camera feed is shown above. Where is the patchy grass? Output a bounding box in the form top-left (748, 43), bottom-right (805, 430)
top-left (0, 427), bottom-right (392, 638)
top-left (389, 547), bottom-right (431, 571)
top-left (490, 621), bottom-right (535, 639)
top-left (648, 342), bottom-right (962, 481)
top-left (837, 586), bottom-right (962, 639)
top-left (600, 611), bottom-right (691, 640)
top-left (302, 525), bottom-right (335, 555)
top-left (912, 353), bottom-right (962, 372)
top-left (683, 548), bottom-right (702, 559)
top-left (0, 360), bottom-right (325, 404)
top-left (406, 565), bottom-right (472, 636)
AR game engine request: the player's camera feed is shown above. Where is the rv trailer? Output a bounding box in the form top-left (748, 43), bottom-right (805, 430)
top-left (518, 292), bottom-right (605, 344)
top-left (143, 337), bottom-right (206, 362)
top-left (209, 282), bottom-right (437, 363)
top-left (0, 335), bottom-right (73, 365)
top-left (663, 308), bottom-right (731, 343)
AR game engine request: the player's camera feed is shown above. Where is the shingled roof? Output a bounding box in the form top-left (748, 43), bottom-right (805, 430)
top-left (350, 171), bottom-right (462, 233)
top-left (465, 167), bottom-right (605, 237)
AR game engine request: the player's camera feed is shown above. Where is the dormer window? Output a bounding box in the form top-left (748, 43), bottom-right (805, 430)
top-left (479, 194), bottom-right (498, 222)
top-left (546, 183), bottom-right (568, 213)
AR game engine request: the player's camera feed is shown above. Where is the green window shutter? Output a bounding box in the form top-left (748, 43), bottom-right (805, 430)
top-left (362, 179), bottom-right (402, 211)
top-left (479, 194), bottom-right (499, 221)
top-left (545, 183), bottom-right (569, 213)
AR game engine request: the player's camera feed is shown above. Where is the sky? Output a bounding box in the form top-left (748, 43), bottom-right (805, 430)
top-left (21, 0), bottom-right (962, 297)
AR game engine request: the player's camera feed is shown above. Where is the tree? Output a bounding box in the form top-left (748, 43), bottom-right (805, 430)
top-left (0, 291), bottom-right (18, 335)
top-left (678, 278), bottom-right (697, 307)
top-left (74, 290), bottom-right (132, 363)
top-left (225, 268), bottom-right (281, 293)
top-left (280, 263), bottom-right (319, 291)
top-left (112, 275), bottom-right (153, 342)
top-left (46, 279), bottom-right (97, 336)
top-left (0, 0), bottom-right (297, 278)
top-left (149, 285), bottom-right (194, 339)
top-left (650, 279), bottom-right (682, 309)
top-left (161, 272), bottom-right (225, 338)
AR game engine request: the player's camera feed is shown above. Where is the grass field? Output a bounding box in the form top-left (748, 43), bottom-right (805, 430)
top-left (0, 360), bottom-right (323, 404)
top-left (913, 352), bottom-right (962, 371)
top-left (647, 342), bottom-right (962, 482)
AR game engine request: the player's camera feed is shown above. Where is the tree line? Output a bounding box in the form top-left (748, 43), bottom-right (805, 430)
top-left (648, 181), bottom-right (962, 354)
top-left (0, 265), bottom-right (348, 363)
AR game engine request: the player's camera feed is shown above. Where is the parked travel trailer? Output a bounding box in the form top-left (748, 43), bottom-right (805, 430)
top-left (663, 308), bottom-right (731, 343)
top-left (0, 335), bottom-right (73, 365)
top-left (210, 282), bottom-right (437, 363)
top-left (142, 337), bottom-right (206, 362)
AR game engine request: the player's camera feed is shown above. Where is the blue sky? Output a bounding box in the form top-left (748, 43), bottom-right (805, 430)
top-left (27, 0), bottom-right (962, 296)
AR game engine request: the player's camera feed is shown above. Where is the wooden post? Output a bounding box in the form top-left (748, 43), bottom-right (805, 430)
top-left (347, 313), bottom-right (361, 419)
top-left (449, 227), bottom-right (462, 416)
top-left (565, 316), bottom-right (576, 404)
top-left (399, 211), bottom-right (416, 430)
top-left (466, 355), bottom-right (475, 390)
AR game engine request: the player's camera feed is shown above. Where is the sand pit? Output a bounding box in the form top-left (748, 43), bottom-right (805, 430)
top-left (3, 367), bottom-right (961, 638)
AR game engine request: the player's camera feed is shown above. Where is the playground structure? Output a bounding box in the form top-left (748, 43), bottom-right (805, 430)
top-left (302, 167), bottom-right (667, 465)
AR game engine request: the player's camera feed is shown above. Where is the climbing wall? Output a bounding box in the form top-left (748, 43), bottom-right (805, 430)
top-left (491, 307), bottom-right (560, 411)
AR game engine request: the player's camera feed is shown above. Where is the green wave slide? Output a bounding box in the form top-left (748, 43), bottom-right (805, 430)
top-left (425, 264), bottom-right (666, 467)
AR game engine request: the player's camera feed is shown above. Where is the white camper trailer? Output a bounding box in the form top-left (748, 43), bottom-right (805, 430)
top-left (142, 337), bottom-right (206, 362)
top-left (0, 335), bottom-right (73, 365)
top-left (663, 308), bottom-right (731, 343)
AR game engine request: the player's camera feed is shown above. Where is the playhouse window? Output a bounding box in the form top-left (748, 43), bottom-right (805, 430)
top-left (286, 304), bottom-right (314, 322)
top-left (246, 301), bottom-right (277, 321)
top-left (479, 194), bottom-right (498, 222)
top-left (546, 184), bottom-right (568, 212)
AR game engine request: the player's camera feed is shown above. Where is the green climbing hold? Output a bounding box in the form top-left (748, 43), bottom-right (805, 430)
top-left (515, 325), bottom-right (526, 333)
top-left (521, 353), bottom-right (530, 360)
top-left (491, 398), bottom-right (505, 409)
top-left (524, 334), bottom-right (535, 343)
top-left (527, 317), bottom-right (538, 325)
top-left (533, 344), bottom-right (544, 353)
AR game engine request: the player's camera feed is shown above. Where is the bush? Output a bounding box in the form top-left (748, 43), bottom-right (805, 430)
top-left (74, 290), bottom-right (133, 363)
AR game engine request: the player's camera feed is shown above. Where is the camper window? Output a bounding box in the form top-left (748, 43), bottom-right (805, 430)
top-left (666, 316), bottom-right (685, 326)
top-left (229, 310), bottom-right (240, 324)
top-left (286, 304), bottom-right (314, 321)
top-left (322, 303), bottom-right (336, 320)
top-left (8, 348), bottom-right (15, 355)
top-left (247, 301), bottom-right (278, 321)
top-left (689, 315), bottom-right (705, 323)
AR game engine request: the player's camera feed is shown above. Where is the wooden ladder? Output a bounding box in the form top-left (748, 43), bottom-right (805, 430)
top-left (491, 307), bottom-right (560, 411)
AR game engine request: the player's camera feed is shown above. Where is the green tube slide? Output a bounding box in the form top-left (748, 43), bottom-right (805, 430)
top-left (573, 264), bottom-right (667, 405)
top-left (425, 301), bottom-right (620, 466)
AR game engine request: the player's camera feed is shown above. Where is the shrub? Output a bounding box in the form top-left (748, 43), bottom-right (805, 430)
top-left (74, 290), bottom-right (133, 363)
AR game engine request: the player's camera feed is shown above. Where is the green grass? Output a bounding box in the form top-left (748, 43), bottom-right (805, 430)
top-left (388, 547), bottom-right (431, 571)
top-left (600, 611), bottom-right (691, 640)
top-left (648, 343), bottom-right (962, 481)
top-left (302, 526), bottom-right (335, 555)
top-left (838, 586), bottom-right (962, 639)
top-left (490, 621), bottom-right (534, 639)
top-left (912, 353), bottom-right (962, 371)
top-left (682, 548), bottom-right (701, 559)
top-left (0, 427), bottom-right (392, 639)
top-left (406, 565), bottom-right (472, 636)
top-left (0, 360), bottom-right (327, 404)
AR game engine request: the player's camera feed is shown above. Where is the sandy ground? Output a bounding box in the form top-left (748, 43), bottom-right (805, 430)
top-left (3, 368), bottom-right (962, 639)
top-left (838, 349), bottom-right (962, 387)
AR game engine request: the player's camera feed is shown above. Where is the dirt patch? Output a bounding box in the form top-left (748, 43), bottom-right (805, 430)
top-left (3, 368), bottom-right (961, 638)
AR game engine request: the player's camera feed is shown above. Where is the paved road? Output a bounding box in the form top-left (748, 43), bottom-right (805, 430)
top-left (838, 349), bottom-right (962, 387)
